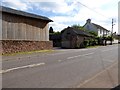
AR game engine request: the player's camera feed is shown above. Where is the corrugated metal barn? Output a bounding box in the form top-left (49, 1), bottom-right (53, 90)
top-left (1, 6), bottom-right (53, 54)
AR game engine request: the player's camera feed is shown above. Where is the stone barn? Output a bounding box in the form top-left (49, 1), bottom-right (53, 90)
top-left (61, 27), bottom-right (92, 48)
top-left (0, 6), bottom-right (53, 54)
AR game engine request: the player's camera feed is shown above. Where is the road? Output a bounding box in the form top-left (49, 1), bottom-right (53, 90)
top-left (2, 44), bottom-right (118, 88)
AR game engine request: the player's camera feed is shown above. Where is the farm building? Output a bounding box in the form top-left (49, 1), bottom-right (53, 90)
top-left (0, 6), bottom-right (53, 54)
top-left (61, 27), bottom-right (92, 48)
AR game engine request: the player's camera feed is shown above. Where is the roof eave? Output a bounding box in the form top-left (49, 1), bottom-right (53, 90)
top-left (1, 6), bottom-right (53, 22)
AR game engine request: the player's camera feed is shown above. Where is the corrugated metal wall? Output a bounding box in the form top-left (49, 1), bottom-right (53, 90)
top-left (2, 12), bottom-right (49, 41)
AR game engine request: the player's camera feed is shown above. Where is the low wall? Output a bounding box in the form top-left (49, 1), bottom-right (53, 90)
top-left (1, 40), bottom-right (53, 54)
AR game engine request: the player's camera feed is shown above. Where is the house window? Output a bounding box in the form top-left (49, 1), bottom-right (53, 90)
top-left (100, 29), bottom-right (102, 34)
top-left (106, 31), bottom-right (108, 35)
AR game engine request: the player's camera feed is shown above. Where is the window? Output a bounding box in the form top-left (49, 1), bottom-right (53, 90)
top-left (100, 29), bottom-right (102, 34)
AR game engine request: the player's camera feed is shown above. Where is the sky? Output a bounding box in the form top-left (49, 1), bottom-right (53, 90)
top-left (1, 0), bottom-right (119, 33)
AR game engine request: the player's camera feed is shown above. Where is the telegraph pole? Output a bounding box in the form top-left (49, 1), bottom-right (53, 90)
top-left (111, 19), bottom-right (114, 45)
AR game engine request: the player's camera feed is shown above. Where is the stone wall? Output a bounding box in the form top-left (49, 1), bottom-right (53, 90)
top-left (1, 40), bottom-right (53, 54)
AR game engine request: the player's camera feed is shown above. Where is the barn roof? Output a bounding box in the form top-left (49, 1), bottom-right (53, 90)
top-left (62, 27), bottom-right (93, 37)
top-left (1, 6), bottom-right (53, 22)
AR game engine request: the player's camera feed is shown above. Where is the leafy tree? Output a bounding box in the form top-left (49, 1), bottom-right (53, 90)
top-left (71, 24), bottom-right (85, 31)
top-left (53, 31), bottom-right (61, 35)
top-left (88, 31), bottom-right (97, 36)
top-left (106, 36), bottom-right (113, 41)
top-left (50, 31), bottom-right (61, 35)
top-left (71, 24), bottom-right (97, 37)
top-left (49, 27), bottom-right (54, 33)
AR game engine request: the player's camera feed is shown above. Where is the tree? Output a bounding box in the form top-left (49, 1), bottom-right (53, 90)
top-left (88, 31), bottom-right (97, 36)
top-left (71, 24), bottom-right (97, 36)
top-left (71, 24), bottom-right (85, 31)
top-left (49, 27), bottom-right (54, 33)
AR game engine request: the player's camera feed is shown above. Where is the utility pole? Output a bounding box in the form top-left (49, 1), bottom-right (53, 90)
top-left (111, 19), bottom-right (114, 45)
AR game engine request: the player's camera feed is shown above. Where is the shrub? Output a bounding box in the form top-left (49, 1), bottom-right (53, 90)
top-left (106, 36), bottom-right (114, 41)
top-left (84, 40), bottom-right (89, 47)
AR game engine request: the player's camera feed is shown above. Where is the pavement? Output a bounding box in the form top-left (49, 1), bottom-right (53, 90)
top-left (78, 61), bottom-right (118, 88)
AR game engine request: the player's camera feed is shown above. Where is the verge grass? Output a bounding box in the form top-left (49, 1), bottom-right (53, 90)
top-left (86, 45), bottom-right (102, 48)
top-left (2, 50), bottom-right (54, 56)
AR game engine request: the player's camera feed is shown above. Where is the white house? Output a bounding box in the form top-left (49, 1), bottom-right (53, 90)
top-left (83, 19), bottom-right (110, 37)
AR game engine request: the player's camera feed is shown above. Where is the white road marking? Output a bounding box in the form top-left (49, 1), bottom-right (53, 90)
top-left (67, 52), bottom-right (94, 59)
top-left (0, 63), bottom-right (45, 74)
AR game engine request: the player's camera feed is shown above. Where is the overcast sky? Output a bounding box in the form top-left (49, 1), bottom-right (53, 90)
top-left (2, 0), bottom-right (119, 33)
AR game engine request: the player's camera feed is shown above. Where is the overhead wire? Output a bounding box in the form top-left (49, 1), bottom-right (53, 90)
top-left (77, 1), bottom-right (118, 22)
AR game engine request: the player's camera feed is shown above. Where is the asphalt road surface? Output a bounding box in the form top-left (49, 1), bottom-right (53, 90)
top-left (2, 44), bottom-right (118, 88)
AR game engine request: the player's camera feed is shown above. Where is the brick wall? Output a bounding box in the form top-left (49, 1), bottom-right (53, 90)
top-left (1, 40), bottom-right (53, 54)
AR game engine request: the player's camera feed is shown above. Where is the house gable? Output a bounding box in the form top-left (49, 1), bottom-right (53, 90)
top-left (84, 22), bottom-right (98, 33)
top-left (83, 19), bottom-right (109, 37)
top-left (83, 19), bottom-right (98, 34)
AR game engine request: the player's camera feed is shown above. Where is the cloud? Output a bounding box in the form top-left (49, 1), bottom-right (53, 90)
top-left (30, 0), bottom-right (80, 14)
top-left (1, 0), bottom-right (119, 33)
top-left (49, 22), bottom-right (68, 31)
top-left (49, 0), bottom-right (118, 33)
top-left (2, 0), bottom-right (31, 11)
top-left (32, 2), bottom-right (72, 14)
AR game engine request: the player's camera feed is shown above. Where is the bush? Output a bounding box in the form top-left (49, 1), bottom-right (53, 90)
top-left (106, 36), bottom-right (114, 41)
top-left (80, 42), bottom-right (85, 48)
top-left (84, 40), bottom-right (89, 47)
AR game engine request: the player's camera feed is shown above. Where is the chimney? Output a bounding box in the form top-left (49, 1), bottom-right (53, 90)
top-left (86, 19), bottom-right (91, 23)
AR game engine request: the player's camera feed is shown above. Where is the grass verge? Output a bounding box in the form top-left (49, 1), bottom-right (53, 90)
top-left (86, 45), bottom-right (102, 48)
top-left (2, 50), bottom-right (54, 56)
